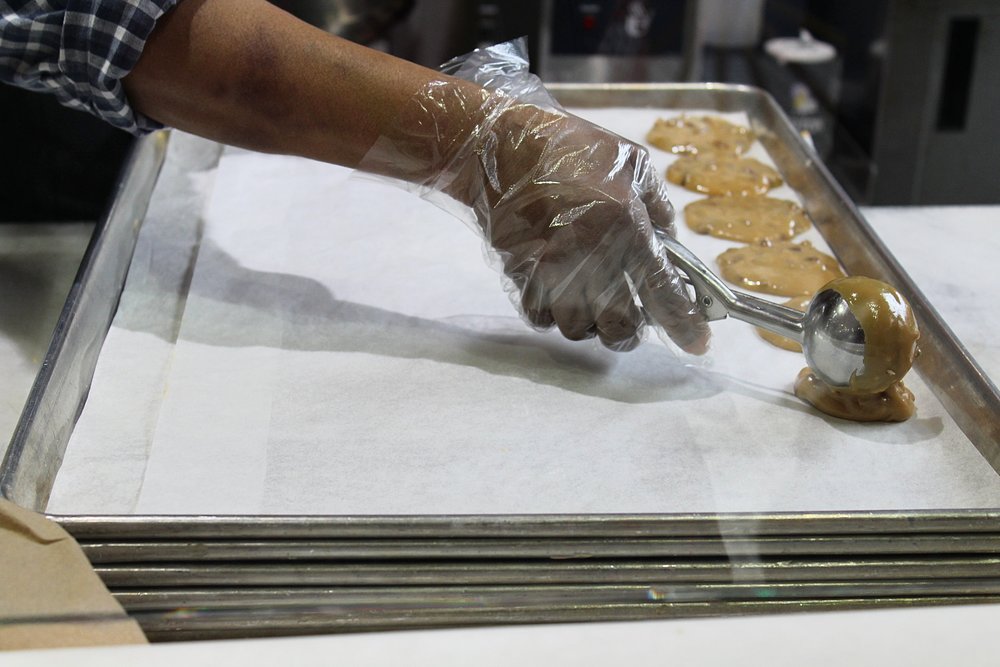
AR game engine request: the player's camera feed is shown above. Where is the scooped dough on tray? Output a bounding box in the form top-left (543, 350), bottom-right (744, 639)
top-left (717, 240), bottom-right (844, 296)
top-left (794, 277), bottom-right (921, 422)
top-left (666, 155), bottom-right (782, 196)
top-left (794, 368), bottom-right (916, 422)
top-left (684, 196), bottom-right (812, 243)
top-left (647, 115), bottom-right (755, 156)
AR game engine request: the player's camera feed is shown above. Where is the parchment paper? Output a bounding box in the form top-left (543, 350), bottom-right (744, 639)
top-left (48, 112), bottom-right (1000, 515)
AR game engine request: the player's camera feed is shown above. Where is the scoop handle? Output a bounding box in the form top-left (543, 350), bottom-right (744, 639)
top-left (656, 232), bottom-right (806, 342)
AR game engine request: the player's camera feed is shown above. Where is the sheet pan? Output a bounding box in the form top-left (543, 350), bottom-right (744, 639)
top-left (128, 597), bottom-right (1000, 641)
top-left (4, 84), bottom-right (1000, 635)
top-left (34, 90), bottom-right (1000, 518)
top-left (95, 557), bottom-right (1000, 587)
top-left (78, 534), bottom-right (1000, 563)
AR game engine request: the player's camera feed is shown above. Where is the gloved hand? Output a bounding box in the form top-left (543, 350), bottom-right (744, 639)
top-left (361, 45), bottom-right (709, 354)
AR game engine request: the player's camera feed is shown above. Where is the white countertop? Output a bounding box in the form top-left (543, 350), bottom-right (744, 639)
top-left (2, 205), bottom-right (999, 661)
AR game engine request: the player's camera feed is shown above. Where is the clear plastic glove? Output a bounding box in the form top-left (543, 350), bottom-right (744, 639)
top-left (361, 42), bottom-right (709, 354)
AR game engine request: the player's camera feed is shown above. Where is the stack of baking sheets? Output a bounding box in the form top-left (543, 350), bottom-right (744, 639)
top-left (4, 85), bottom-right (1000, 641)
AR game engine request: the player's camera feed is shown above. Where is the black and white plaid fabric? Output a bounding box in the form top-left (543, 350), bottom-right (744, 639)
top-left (1, 0), bottom-right (178, 134)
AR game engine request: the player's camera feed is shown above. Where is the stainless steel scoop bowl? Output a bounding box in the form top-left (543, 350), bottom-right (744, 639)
top-left (656, 232), bottom-right (865, 388)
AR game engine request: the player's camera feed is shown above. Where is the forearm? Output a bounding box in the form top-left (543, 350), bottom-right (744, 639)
top-left (123, 0), bottom-right (482, 170)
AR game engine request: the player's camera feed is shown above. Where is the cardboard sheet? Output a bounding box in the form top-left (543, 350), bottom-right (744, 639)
top-left (48, 112), bottom-right (1000, 515)
top-left (0, 500), bottom-right (145, 650)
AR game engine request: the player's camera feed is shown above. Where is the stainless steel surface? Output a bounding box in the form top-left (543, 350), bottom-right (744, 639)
top-left (4, 84), bottom-right (1000, 639)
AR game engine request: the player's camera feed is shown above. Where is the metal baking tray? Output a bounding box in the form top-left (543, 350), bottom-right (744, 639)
top-left (94, 556), bottom-right (1000, 587)
top-left (77, 534), bottom-right (1000, 563)
top-left (4, 84), bottom-right (1000, 636)
top-left (124, 596), bottom-right (1000, 641)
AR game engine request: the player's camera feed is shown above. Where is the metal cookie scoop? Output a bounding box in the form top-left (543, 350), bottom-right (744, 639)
top-left (655, 232), bottom-right (864, 389)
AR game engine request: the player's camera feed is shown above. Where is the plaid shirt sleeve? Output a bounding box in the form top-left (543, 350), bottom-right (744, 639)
top-left (0, 0), bottom-right (179, 134)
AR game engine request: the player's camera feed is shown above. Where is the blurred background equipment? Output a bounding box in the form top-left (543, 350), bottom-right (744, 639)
top-left (3, 0), bottom-right (998, 223)
top-left (271, 0), bottom-right (414, 44)
top-left (388, 0), bottom-right (1000, 205)
top-left (0, 85), bottom-right (134, 222)
top-left (868, 0), bottom-right (1000, 204)
top-left (538, 0), bottom-right (691, 83)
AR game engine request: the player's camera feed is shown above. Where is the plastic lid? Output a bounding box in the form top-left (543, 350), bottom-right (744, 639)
top-left (765, 30), bottom-right (836, 64)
